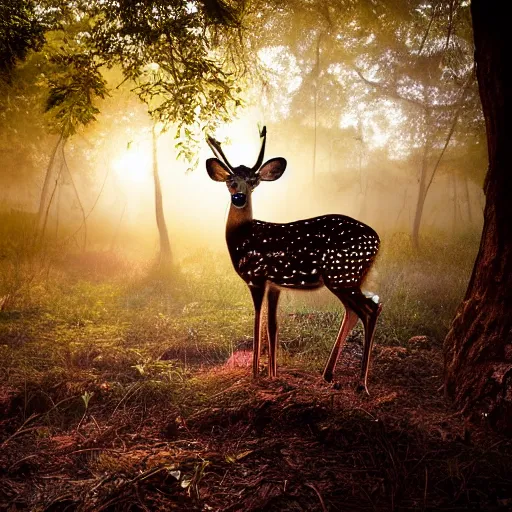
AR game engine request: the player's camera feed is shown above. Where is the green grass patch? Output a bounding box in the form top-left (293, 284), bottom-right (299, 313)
top-left (0, 228), bottom-right (479, 421)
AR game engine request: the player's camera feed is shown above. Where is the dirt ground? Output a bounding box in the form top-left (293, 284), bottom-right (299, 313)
top-left (1, 341), bottom-right (512, 511)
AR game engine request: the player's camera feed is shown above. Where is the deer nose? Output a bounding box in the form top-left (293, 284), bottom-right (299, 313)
top-left (231, 193), bottom-right (247, 208)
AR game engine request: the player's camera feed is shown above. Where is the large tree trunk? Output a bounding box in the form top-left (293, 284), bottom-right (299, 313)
top-left (444, 0), bottom-right (512, 435)
top-left (152, 124), bottom-right (172, 266)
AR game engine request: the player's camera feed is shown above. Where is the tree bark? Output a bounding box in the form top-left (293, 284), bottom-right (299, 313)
top-left (444, 0), bottom-right (512, 435)
top-left (152, 124), bottom-right (172, 266)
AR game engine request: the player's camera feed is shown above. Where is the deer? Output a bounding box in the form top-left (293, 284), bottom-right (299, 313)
top-left (206, 127), bottom-right (382, 393)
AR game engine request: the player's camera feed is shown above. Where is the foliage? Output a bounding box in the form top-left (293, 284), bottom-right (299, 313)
top-left (0, 0), bottom-right (44, 83)
top-left (2, 0), bottom-right (248, 173)
top-left (90, 0), bottom-right (246, 166)
top-left (245, 0), bottom-right (485, 194)
top-left (44, 51), bottom-right (108, 138)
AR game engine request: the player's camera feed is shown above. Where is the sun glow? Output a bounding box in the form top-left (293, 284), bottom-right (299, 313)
top-left (211, 113), bottom-right (266, 167)
top-left (113, 145), bottom-right (152, 184)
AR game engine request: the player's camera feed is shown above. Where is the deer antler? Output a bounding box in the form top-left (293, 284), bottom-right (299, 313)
top-left (207, 135), bottom-right (235, 172)
top-left (252, 125), bottom-right (267, 172)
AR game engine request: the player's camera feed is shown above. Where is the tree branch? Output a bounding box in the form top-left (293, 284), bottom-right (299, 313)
top-left (355, 69), bottom-right (427, 109)
top-left (418, 0), bottom-right (439, 55)
top-left (425, 72), bottom-right (474, 195)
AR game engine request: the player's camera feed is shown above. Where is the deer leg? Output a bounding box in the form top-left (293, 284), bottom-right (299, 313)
top-left (342, 290), bottom-right (382, 394)
top-left (266, 286), bottom-right (280, 378)
top-left (322, 304), bottom-right (358, 383)
top-left (249, 286), bottom-right (265, 378)
top-left (357, 301), bottom-right (382, 394)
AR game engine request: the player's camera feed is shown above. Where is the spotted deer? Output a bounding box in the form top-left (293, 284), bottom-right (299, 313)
top-left (206, 127), bottom-right (382, 393)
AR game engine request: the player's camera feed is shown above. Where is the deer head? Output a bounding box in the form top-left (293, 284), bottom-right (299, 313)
top-left (206, 126), bottom-right (287, 209)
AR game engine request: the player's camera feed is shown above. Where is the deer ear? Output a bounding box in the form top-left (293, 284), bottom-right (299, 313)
top-left (206, 158), bottom-right (231, 182)
top-left (259, 158), bottom-right (287, 181)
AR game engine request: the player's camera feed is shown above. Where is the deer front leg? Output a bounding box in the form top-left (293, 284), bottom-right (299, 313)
top-left (266, 286), bottom-right (280, 378)
top-left (249, 286), bottom-right (265, 378)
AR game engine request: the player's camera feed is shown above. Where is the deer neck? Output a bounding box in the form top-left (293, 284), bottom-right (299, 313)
top-left (226, 191), bottom-right (253, 246)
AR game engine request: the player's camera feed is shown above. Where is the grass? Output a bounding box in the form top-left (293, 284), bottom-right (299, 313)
top-left (0, 228), bottom-right (477, 402)
top-left (3, 228), bottom-right (510, 511)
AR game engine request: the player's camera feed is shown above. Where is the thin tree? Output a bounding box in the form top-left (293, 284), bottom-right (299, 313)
top-left (151, 122), bottom-right (171, 267)
top-left (38, 50), bottom-right (108, 248)
top-left (90, 0), bottom-right (244, 266)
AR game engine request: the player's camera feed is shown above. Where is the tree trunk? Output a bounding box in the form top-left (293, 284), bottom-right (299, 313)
top-left (40, 160), bottom-right (64, 243)
top-left (412, 86), bottom-right (464, 247)
top-left (411, 135), bottom-right (430, 249)
top-left (444, 0), bottom-right (512, 435)
top-left (62, 142), bottom-right (87, 252)
top-left (463, 176), bottom-right (473, 225)
top-left (37, 133), bottom-right (63, 233)
top-left (452, 174), bottom-right (458, 234)
top-left (312, 33), bottom-right (323, 183)
top-left (152, 124), bottom-right (172, 266)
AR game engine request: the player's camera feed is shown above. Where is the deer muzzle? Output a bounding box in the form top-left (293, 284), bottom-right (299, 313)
top-left (231, 193), bottom-right (247, 208)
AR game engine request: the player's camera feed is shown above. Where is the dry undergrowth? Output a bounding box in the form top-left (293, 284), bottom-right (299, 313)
top-left (2, 342), bottom-right (511, 511)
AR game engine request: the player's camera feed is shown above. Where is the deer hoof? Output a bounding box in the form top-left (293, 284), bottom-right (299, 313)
top-left (356, 383), bottom-right (370, 395)
top-left (323, 371), bottom-right (333, 383)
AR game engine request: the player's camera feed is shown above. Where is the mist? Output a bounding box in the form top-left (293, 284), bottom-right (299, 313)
top-left (0, 89), bottom-right (486, 262)
top-left (3, 1), bottom-right (511, 510)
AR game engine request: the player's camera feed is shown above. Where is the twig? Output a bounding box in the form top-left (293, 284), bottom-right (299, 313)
top-left (305, 482), bottom-right (328, 512)
top-left (1, 424), bottom-right (43, 447)
top-left (112, 383), bottom-right (142, 417)
top-left (68, 447), bottom-right (123, 456)
top-left (95, 467), bottom-right (170, 512)
top-left (354, 406), bottom-right (378, 421)
top-left (91, 414), bottom-right (102, 433)
top-left (8, 453), bottom-right (39, 471)
top-left (2, 395), bottom-right (79, 447)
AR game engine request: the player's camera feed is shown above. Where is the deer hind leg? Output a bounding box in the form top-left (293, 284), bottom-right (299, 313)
top-left (322, 304), bottom-right (358, 383)
top-left (358, 300), bottom-right (382, 394)
top-left (266, 286), bottom-right (280, 378)
top-left (249, 286), bottom-right (265, 378)
top-left (341, 289), bottom-right (382, 394)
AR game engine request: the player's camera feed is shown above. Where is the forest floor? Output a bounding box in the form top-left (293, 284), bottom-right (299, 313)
top-left (2, 342), bottom-right (512, 511)
top-left (1, 241), bottom-right (512, 511)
